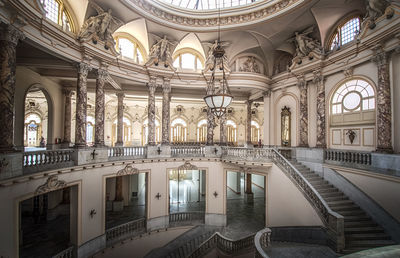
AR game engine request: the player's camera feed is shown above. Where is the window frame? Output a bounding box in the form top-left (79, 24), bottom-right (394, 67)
top-left (40, 0), bottom-right (76, 33)
top-left (327, 15), bottom-right (361, 51)
top-left (173, 48), bottom-right (205, 72)
top-left (114, 33), bottom-right (147, 64)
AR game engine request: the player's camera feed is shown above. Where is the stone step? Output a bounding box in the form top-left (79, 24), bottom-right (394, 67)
top-left (323, 195), bottom-right (348, 202)
top-left (330, 204), bottom-right (359, 211)
top-left (339, 209), bottom-right (366, 216)
top-left (313, 184), bottom-right (336, 191)
top-left (326, 199), bottom-right (354, 207)
top-left (342, 247), bottom-right (369, 254)
top-left (310, 181), bottom-right (330, 187)
top-left (302, 174), bottom-right (320, 179)
top-left (345, 233), bottom-right (391, 241)
top-left (317, 188), bottom-right (339, 194)
top-left (346, 239), bottom-right (396, 248)
top-left (345, 220), bottom-right (377, 227)
top-left (344, 226), bottom-right (385, 234)
top-left (344, 215), bottom-right (371, 222)
top-left (320, 191), bottom-right (344, 198)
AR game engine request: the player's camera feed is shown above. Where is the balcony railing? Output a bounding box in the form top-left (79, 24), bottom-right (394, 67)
top-left (23, 149), bottom-right (74, 167)
top-left (51, 245), bottom-right (74, 258)
top-left (188, 231), bottom-right (255, 258)
top-left (169, 212), bottom-right (205, 224)
top-left (108, 146), bottom-right (147, 159)
top-left (171, 146), bottom-right (205, 157)
top-left (105, 218), bottom-right (146, 246)
top-left (254, 228), bottom-right (272, 258)
top-left (325, 149), bottom-right (372, 166)
top-left (221, 147), bottom-right (274, 161)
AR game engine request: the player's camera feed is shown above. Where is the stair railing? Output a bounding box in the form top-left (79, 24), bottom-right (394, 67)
top-left (188, 232), bottom-right (255, 258)
top-left (254, 228), bottom-right (272, 258)
top-left (105, 218), bottom-right (146, 246)
top-left (271, 148), bottom-right (345, 253)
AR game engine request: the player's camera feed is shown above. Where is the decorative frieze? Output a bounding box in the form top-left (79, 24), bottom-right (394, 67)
top-left (313, 70), bottom-right (326, 148)
top-left (74, 62), bottom-right (91, 148)
top-left (0, 24), bottom-right (25, 151)
top-left (178, 161), bottom-right (198, 171)
top-left (372, 48), bottom-right (392, 153)
top-left (297, 75), bottom-right (308, 147)
top-left (95, 68), bottom-right (108, 146)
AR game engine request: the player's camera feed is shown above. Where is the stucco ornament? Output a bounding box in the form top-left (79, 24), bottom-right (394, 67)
top-left (203, 40), bottom-right (231, 73)
top-left (35, 176), bottom-right (67, 195)
top-left (288, 26), bottom-right (322, 66)
top-left (117, 164), bottom-right (139, 176)
top-left (239, 56), bottom-right (260, 73)
top-left (146, 35), bottom-right (176, 69)
top-left (78, 0), bottom-right (123, 50)
top-left (362, 0), bottom-right (394, 29)
top-left (178, 161), bottom-right (199, 171)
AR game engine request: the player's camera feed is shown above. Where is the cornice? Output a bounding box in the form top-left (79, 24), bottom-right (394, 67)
top-left (121, 0), bottom-right (308, 31)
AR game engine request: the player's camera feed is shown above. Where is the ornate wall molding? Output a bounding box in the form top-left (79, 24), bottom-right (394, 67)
top-left (116, 164), bottom-right (140, 176)
top-left (35, 176), bottom-right (67, 195)
top-left (178, 161), bottom-right (198, 171)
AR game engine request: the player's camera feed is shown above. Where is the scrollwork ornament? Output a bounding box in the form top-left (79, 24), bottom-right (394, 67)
top-left (116, 164), bottom-right (139, 176)
top-left (178, 161), bottom-right (198, 171)
top-left (35, 176), bottom-right (67, 195)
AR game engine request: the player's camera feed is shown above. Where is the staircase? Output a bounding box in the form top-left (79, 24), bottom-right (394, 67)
top-left (289, 160), bottom-right (396, 254)
top-left (145, 225), bottom-right (220, 258)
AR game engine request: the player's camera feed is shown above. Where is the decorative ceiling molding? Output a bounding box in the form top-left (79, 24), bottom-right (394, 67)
top-left (117, 164), bottom-right (140, 176)
top-left (123, 0), bottom-right (307, 31)
top-left (178, 161), bottom-right (199, 170)
top-left (35, 176), bottom-right (67, 195)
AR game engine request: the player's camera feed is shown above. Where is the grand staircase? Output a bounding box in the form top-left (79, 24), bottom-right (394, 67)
top-left (289, 160), bottom-right (396, 254)
top-left (145, 225), bottom-right (220, 258)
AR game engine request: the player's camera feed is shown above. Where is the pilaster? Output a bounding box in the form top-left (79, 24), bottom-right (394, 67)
top-left (297, 75), bottom-right (309, 147)
top-left (115, 92), bottom-right (125, 147)
top-left (147, 76), bottom-right (158, 145)
top-left (313, 70), bottom-right (326, 148)
top-left (161, 77), bottom-right (171, 145)
top-left (62, 89), bottom-right (73, 145)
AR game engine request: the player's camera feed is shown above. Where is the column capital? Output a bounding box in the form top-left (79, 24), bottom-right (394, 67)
top-left (96, 67), bottom-right (108, 80)
top-left (263, 90), bottom-right (271, 98)
top-left (246, 99), bottom-right (253, 106)
top-left (162, 78), bottom-right (171, 92)
top-left (296, 74), bottom-right (307, 89)
top-left (116, 91), bottom-right (125, 99)
top-left (62, 89), bottom-right (73, 97)
top-left (371, 47), bottom-right (390, 67)
top-left (77, 62), bottom-right (92, 77)
top-left (312, 70), bottom-right (325, 84)
top-left (0, 23), bottom-right (25, 46)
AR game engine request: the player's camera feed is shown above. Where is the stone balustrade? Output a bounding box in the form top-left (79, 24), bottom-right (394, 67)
top-left (105, 218), bottom-right (146, 246)
top-left (325, 149), bottom-right (372, 166)
top-left (169, 212), bottom-right (205, 224)
top-left (51, 245), bottom-right (74, 258)
top-left (254, 228), bottom-right (272, 258)
top-left (23, 149), bottom-right (74, 167)
top-left (108, 146), bottom-right (147, 159)
top-left (171, 146), bottom-right (205, 157)
top-left (188, 231), bottom-right (255, 258)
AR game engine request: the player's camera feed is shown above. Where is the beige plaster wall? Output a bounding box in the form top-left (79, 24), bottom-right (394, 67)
top-left (266, 164), bottom-right (323, 227)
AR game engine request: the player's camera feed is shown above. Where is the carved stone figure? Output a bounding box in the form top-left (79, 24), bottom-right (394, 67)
top-left (289, 27), bottom-right (322, 59)
top-left (363, 0), bottom-right (394, 29)
top-left (78, 0), bottom-right (123, 50)
top-left (146, 35), bottom-right (176, 69)
top-left (239, 56), bottom-right (260, 73)
top-left (203, 40), bottom-right (230, 73)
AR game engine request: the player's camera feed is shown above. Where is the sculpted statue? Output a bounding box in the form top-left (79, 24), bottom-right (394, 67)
top-left (288, 27), bottom-right (322, 58)
top-left (203, 40), bottom-right (230, 73)
top-left (239, 56), bottom-right (260, 73)
top-left (146, 35), bottom-right (176, 69)
top-left (363, 0), bottom-right (394, 29)
top-left (78, 0), bottom-right (123, 49)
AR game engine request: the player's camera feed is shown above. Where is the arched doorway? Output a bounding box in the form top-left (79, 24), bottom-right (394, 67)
top-left (24, 88), bottom-right (49, 151)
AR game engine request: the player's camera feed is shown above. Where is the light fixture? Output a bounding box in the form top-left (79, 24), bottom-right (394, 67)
top-left (203, 4), bottom-right (233, 119)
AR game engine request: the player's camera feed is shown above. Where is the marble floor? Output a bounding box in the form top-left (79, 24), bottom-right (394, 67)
top-left (265, 242), bottom-right (338, 258)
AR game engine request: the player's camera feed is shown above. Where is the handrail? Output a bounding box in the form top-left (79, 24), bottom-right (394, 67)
top-left (171, 146), bottom-right (205, 157)
top-left (23, 149), bottom-right (74, 167)
top-left (51, 245), bottom-right (74, 258)
top-left (169, 211), bottom-right (205, 223)
top-left (188, 231), bottom-right (255, 258)
top-left (254, 228), bottom-right (272, 258)
top-left (105, 218), bottom-right (146, 245)
top-left (108, 146), bottom-right (147, 158)
top-left (271, 148), bottom-right (344, 252)
top-left (325, 149), bottom-right (372, 165)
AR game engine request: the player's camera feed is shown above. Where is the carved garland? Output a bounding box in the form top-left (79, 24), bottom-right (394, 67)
top-left (116, 164), bottom-right (140, 176)
top-left (128, 0), bottom-right (302, 29)
top-left (35, 175), bottom-right (67, 195)
top-left (178, 161), bottom-right (199, 171)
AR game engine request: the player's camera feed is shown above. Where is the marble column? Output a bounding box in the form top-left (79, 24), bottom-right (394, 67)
top-left (246, 100), bottom-right (253, 145)
top-left (114, 176), bottom-right (123, 201)
top-left (298, 76), bottom-right (309, 147)
top-left (0, 24), bottom-right (24, 151)
top-left (245, 173), bottom-right (252, 194)
top-left (220, 113), bottom-right (227, 145)
top-left (94, 68), bottom-right (108, 147)
top-left (62, 89), bottom-right (73, 144)
top-left (263, 90), bottom-right (271, 146)
top-left (147, 76), bottom-right (157, 145)
top-left (115, 92), bottom-right (125, 146)
top-left (206, 108), bottom-right (214, 145)
top-left (372, 49), bottom-right (392, 153)
top-left (161, 78), bottom-right (171, 145)
top-left (74, 62), bottom-right (91, 148)
top-left (313, 71), bottom-right (326, 148)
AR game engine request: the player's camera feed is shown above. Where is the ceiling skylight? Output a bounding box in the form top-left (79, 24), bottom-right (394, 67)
top-left (161, 0), bottom-right (260, 10)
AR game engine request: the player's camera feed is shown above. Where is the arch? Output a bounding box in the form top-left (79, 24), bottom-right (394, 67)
top-left (274, 92), bottom-right (299, 147)
top-left (172, 47), bottom-right (205, 71)
top-left (174, 33), bottom-right (206, 60)
top-left (114, 18), bottom-right (150, 55)
top-left (23, 84), bottom-right (54, 149)
top-left (39, 0), bottom-right (78, 33)
top-left (197, 119), bottom-right (208, 143)
top-left (114, 32), bottom-right (148, 64)
top-left (171, 117), bottom-right (188, 143)
top-left (325, 13), bottom-right (362, 51)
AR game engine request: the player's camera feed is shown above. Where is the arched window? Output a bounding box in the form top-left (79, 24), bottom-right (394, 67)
top-left (171, 118), bottom-right (187, 143)
top-left (112, 117), bottom-right (132, 146)
top-left (40, 0), bottom-right (75, 32)
top-left (251, 121), bottom-right (260, 144)
top-left (24, 114), bottom-right (42, 147)
top-left (197, 119), bottom-right (207, 143)
top-left (86, 116), bottom-right (95, 145)
top-left (329, 17), bottom-right (361, 50)
top-left (226, 120), bottom-right (237, 144)
top-left (142, 119), bottom-right (161, 145)
top-left (173, 49), bottom-right (204, 71)
top-left (115, 35), bottom-right (146, 64)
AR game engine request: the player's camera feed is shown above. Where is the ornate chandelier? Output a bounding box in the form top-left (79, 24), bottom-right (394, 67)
top-left (203, 6), bottom-right (233, 119)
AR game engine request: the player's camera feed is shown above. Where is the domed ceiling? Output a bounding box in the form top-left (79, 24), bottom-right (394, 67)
top-left (157, 0), bottom-right (261, 10)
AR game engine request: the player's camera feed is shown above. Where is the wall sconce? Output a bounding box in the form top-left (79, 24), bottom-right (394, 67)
top-left (89, 209), bottom-right (97, 218)
top-left (213, 191), bottom-right (218, 198)
top-left (155, 193), bottom-right (161, 200)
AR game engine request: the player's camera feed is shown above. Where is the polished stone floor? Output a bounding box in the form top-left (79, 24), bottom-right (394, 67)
top-left (106, 202), bottom-right (146, 229)
top-left (265, 242), bottom-right (338, 258)
top-left (20, 207), bottom-right (70, 258)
